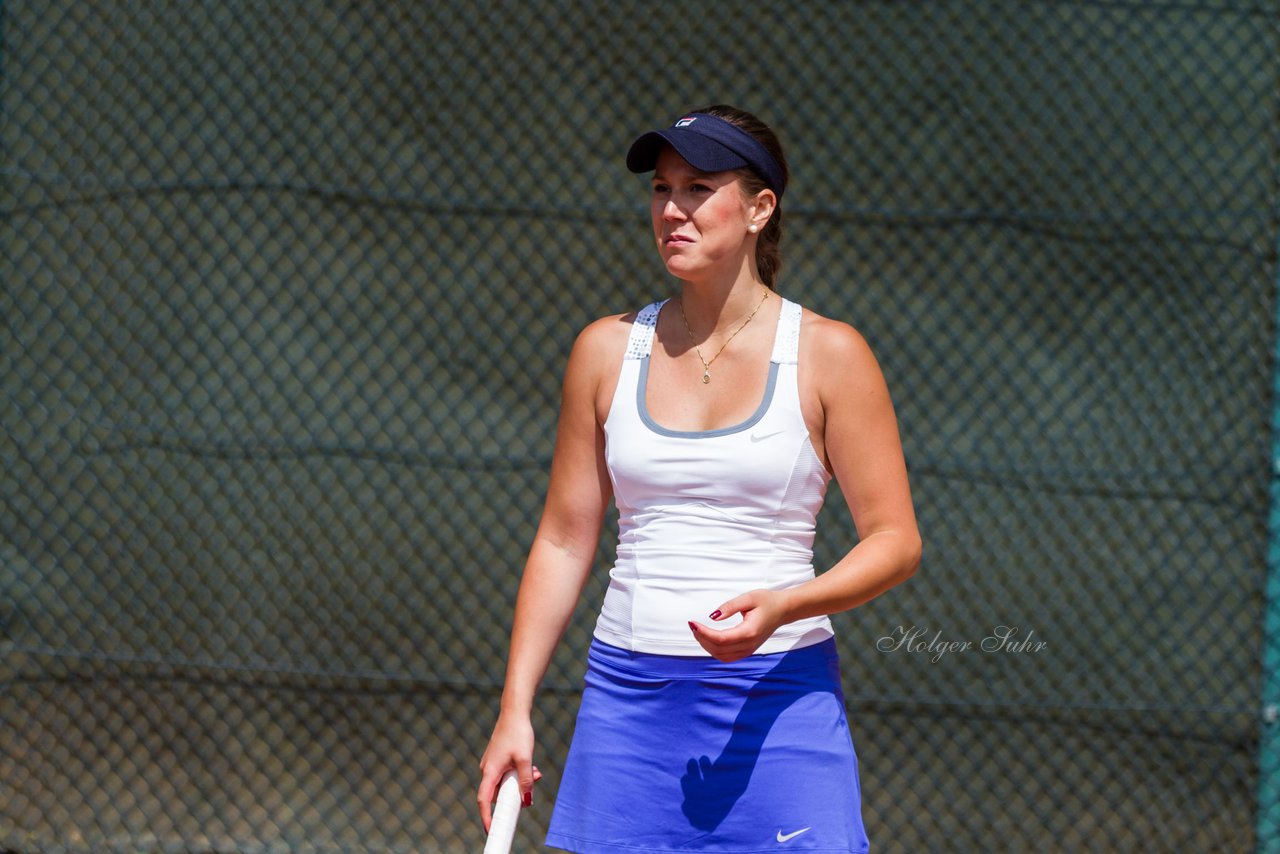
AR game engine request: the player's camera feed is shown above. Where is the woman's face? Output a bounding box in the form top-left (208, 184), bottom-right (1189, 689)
top-left (650, 146), bottom-right (759, 281)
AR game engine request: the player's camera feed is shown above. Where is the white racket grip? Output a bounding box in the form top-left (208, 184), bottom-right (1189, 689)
top-left (483, 770), bottom-right (520, 854)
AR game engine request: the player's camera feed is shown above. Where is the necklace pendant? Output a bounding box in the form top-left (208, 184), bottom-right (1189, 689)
top-left (701, 370), bottom-right (711, 384)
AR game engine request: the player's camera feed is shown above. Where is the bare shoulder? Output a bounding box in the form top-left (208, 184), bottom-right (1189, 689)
top-left (574, 311), bottom-right (634, 353)
top-left (567, 311), bottom-right (634, 374)
top-left (799, 307), bottom-right (882, 380)
top-left (563, 311), bottom-right (639, 423)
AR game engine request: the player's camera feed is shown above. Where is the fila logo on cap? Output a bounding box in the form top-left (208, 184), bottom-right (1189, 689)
top-left (674, 116), bottom-right (697, 127)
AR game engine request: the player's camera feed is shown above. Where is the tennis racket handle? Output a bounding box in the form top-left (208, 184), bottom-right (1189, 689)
top-left (483, 770), bottom-right (521, 854)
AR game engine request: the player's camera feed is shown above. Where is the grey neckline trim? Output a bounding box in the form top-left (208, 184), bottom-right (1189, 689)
top-left (636, 357), bottom-right (781, 439)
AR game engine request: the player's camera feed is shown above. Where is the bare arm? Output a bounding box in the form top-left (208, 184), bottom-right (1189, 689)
top-left (690, 316), bottom-right (922, 661)
top-left (476, 317), bottom-right (620, 829)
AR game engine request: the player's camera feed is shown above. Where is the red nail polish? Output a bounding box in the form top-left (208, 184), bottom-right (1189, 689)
top-left (709, 610), bottom-right (722, 620)
top-left (688, 621), bottom-right (698, 631)
top-left (522, 791), bottom-right (533, 808)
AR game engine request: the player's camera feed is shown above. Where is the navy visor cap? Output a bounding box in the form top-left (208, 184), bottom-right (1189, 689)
top-left (626, 113), bottom-right (786, 198)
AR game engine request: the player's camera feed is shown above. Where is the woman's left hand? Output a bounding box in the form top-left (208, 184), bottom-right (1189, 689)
top-left (687, 589), bottom-right (789, 662)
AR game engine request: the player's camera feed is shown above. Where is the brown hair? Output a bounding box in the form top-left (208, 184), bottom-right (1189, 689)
top-left (689, 104), bottom-right (789, 289)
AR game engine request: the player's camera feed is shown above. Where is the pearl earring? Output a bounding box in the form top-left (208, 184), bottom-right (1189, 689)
top-left (748, 224), bottom-right (758, 233)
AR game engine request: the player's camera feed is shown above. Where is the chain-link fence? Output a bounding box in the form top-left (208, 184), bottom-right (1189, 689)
top-left (3, 2), bottom-right (1278, 852)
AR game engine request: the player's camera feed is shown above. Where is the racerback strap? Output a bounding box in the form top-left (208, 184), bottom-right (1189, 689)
top-left (623, 299), bottom-right (666, 360)
top-left (622, 295), bottom-right (800, 363)
top-left (769, 297), bottom-right (801, 365)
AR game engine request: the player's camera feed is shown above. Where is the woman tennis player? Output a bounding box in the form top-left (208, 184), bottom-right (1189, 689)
top-left (477, 104), bottom-right (921, 852)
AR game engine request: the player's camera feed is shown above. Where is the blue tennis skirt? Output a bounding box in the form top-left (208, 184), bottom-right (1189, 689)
top-left (545, 638), bottom-right (868, 853)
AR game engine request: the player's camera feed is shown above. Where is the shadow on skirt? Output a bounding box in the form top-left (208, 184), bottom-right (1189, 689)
top-left (546, 637), bottom-right (868, 853)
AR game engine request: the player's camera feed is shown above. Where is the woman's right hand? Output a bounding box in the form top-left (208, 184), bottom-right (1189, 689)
top-left (477, 712), bottom-right (541, 832)
top-left (475, 317), bottom-right (620, 833)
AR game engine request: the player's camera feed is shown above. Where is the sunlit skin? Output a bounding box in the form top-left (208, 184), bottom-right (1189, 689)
top-left (651, 146), bottom-right (772, 289)
top-left (476, 141), bottom-right (921, 831)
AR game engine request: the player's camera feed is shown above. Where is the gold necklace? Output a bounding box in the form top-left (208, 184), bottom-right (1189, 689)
top-left (676, 288), bottom-right (771, 384)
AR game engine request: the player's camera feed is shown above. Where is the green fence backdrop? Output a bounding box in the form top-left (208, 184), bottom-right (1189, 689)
top-left (3, 2), bottom-right (1279, 852)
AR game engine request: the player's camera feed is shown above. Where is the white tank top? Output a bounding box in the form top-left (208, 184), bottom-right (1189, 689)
top-left (594, 296), bottom-right (836, 655)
